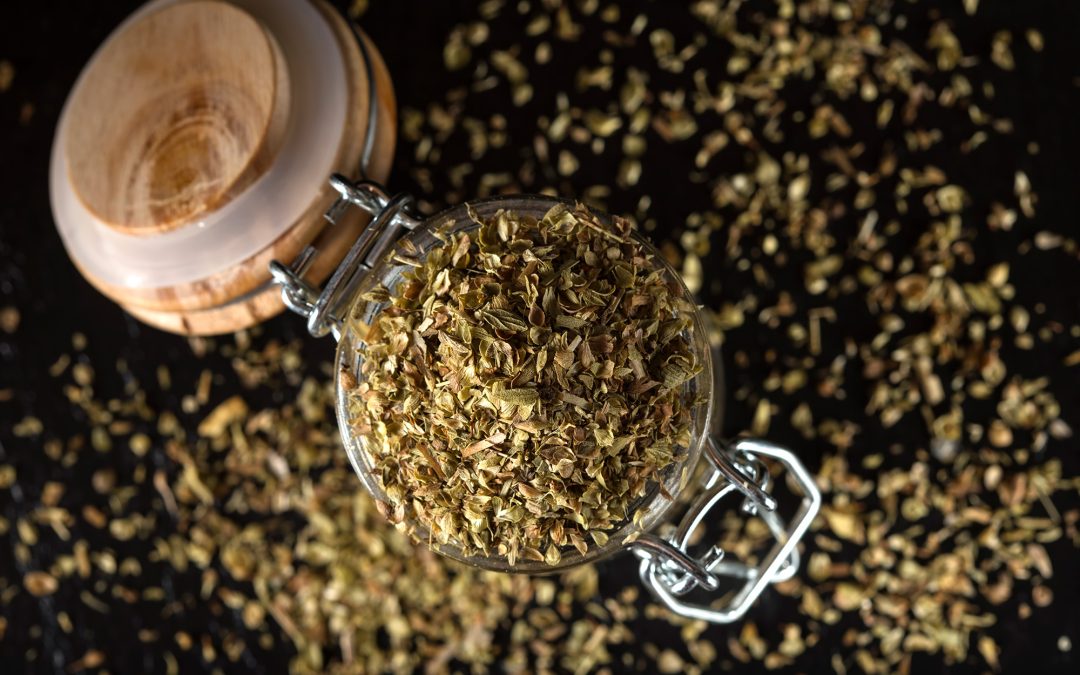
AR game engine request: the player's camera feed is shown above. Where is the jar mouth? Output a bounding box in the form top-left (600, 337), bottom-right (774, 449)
top-left (333, 195), bottom-right (715, 573)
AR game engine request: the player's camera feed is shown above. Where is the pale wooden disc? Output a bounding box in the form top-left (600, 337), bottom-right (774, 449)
top-left (65, 1), bottom-right (289, 235)
top-left (122, 22), bottom-right (398, 336)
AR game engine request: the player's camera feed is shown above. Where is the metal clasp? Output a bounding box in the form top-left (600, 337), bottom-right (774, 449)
top-left (269, 175), bottom-right (420, 340)
top-left (632, 437), bottom-right (821, 623)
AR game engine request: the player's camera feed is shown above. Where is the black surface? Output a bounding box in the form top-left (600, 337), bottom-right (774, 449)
top-left (2, 1), bottom-right (1080, 674)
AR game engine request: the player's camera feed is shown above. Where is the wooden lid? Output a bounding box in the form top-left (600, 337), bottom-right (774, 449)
top-left (65, 1), bottom-right (290, 235)
top-left (50, 0), bottom-right (397, 335)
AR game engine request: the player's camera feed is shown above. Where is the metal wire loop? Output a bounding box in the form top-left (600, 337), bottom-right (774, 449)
top-left (635, 437), bottom-right (821, 623)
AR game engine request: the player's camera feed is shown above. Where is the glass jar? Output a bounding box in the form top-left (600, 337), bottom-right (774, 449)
top-left (271, 176), bottom-right (821, 623)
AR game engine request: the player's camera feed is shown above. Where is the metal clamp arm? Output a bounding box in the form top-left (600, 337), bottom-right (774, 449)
top-left (632, 437), bottom-right (821, 623)
top-left (269, 175), bottom-right (419, 340)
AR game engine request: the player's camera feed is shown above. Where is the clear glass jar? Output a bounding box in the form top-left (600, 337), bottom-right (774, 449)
top-left (335, 195), bottom-right (714, 573)
top-left (271, 177), bottom-right (821, 622)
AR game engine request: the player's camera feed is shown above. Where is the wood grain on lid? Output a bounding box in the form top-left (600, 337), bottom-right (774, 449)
top-left (64, 1), bottom-right (289, 235)
top-left (118, 19), bottom-right (398, 335)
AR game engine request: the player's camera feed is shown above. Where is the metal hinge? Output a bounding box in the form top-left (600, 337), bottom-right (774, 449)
top-left (269, 175), bottom-right (419, 340)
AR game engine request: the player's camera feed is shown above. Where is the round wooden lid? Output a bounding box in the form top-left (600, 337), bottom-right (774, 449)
top-left (50, 0), bottom-right (397, 336)
top-left (65, 1), bottom-right (290, 235)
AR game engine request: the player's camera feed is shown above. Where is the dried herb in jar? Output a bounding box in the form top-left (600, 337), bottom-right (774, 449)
top-left (345, 202), bottom-right (701, 565)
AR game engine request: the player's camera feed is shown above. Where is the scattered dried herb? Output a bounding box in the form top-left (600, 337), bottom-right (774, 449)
top-left (4, 0), bottom-right (1080, 673)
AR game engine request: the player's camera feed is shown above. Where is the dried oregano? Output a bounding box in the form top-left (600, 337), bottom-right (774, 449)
top-left (346, 202), bottom-right (701, 565)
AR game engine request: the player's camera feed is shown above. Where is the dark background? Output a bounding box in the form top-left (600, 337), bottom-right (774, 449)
top-left (2, 0), bottom-right (1079, 673)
